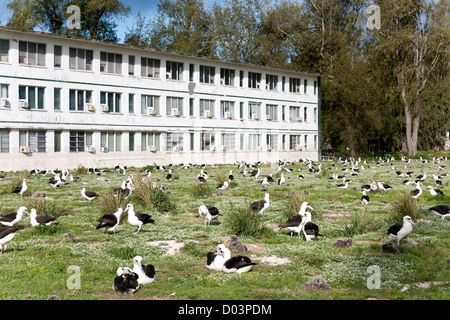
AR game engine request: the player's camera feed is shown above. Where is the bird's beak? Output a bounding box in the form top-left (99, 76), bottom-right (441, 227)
top-left (308, 205), bottom-right (314, 211)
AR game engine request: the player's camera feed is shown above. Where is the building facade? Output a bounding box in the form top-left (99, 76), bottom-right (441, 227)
top-left (0, 27), bottom-right (321, 171)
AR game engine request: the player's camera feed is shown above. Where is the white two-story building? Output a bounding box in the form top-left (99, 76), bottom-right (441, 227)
top-left (0, 27), bottom-right (322, 171)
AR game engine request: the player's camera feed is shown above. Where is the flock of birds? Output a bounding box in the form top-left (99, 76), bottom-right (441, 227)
top-left (0, 155), bottom-right (449, 294)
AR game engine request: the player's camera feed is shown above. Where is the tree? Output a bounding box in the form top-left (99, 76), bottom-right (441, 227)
top-left (367, 0), bottom-right (449, 156)
top-left (6, 0), bottom-right (39, 30)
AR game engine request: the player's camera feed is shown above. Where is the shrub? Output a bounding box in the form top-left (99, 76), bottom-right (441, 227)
top-left (24, 193), bottom-right (71, 217)
top-left (130, 172), bottom-right (175, 212)
top-left (191, 182), bottom-right (213, 198)
top-left (98, 189), bottom-right (125, 215)
top-left (390, 192), bottom-right (421, 222)
top-left (341, 207), bottom-right (379, 237)
top-left (224, 200), bottom-right (268, 237)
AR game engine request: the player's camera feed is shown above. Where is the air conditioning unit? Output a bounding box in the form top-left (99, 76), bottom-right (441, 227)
top-left (266, 114), bottom-right (272, 121)
top-left (172, 109), bottom-right (180, 117)
top-left (1, 98), bottom-right (10, 108)
top-left (19, 146), bottom-right (30, 153)
top-left (211, 146), bottom-right (216, 151)
top-left (204, 110), bottom-right (212, 118)
top-left (296, 145), bottom-right (303, 151)
top-left (148, 145), bottom-right (157, 152)
top-left (101, 104), bottom-right (109, 112)
top-left (86, 103), bottom-right (95, 112)
top-left (19, 99), bottom-right (29, 109)
top-left (87, 146), bottom-right (96, 153)
top-left (101, 146), bottom-right (108, 153)
top-left (148, 107), bottom-right (156, 116)
top-left (222, 145), bottom-right (226, 151)
top-left (172, 146), bottom-right (179, 152)
top-left (296, 117), bottom-right (303, 122)
top-left (252, 114), bottom-right (259, 120)
top-left (224, 112), bottom-right (231, 119)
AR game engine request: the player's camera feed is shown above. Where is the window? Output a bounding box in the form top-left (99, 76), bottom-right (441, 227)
top-left (189, 98), bottom-right (194, 116)
top-left (54, 88), bottom-right (61, 111)
top-left (240, 102), bottom-right (244, 119)
top-left (222, 133), bottom-right (235, 151)
top-left (129, 94), bottom-right (134, 114)
top-left (166, 61), bottom-right (183, 80)
top-left (200, 65), bottom-right (215, 84)
top-left (141, 57), bottom-right (160, 78)
top-left (20, 130), bottom-right (46, 153)
top-left (248, 134), bottom-right (260, 151)
top-left (167, 132), bottom-right (183, 151)
top-left (100, 52), bottom-right (122, 74)
top-left (304, 79), bottom-right (308, 94)
top-left (0, 39), bottom-right (9, 62)
top-left (289, 77), bottom-right (301, 93)
top-left (201, 132), bottom-right (215, 151)
top-left (304, 107), bottom-right (308, 122)
top-left (54, 131), bottom-right (61, 152)
top-left (289, 135), bottom-right (301, 150)
top-left (69, 89), bottom-right (92, 111)
top-left (141, 132), bottom-right (160, 151)
top-left (189, 64), bottom-right (194, 82)
top-left (289, 106), bottom-right (302, 121)
top-left (54, 45), bottom-right (62, 68)
top-left (190, 132), bottom-right (194, 151)
top-left (1, 84), bottom-right (8, 99)
top-left (128, 55), bottom-right (135, 76)
top-left (266, 104), bottom-right (278, 121)
top-left (101, 132), bottom-right (122, 152)
top-left (266, 74), bottom-right (278, 91)
top-left (282, 76), bottom-right (286, 91)
top-left (304, 135), bottom-right (308, 150)
top-left (314, 107), bottom-right (318, 122)
top-left (282, 134), bottom-right (286, 150)
top-left (220, 68), bottom-right (235, 86)
top-left (0, 130), bottom-right (9, 153)
top-left (166, 97), bottom-right (183, 116)
top-left (314, 80), bottom-right (317, 95)
top-left (101, 92), bottom-right (121, 113)
top-left (267, 134), bottom-right (278, 151)
top-left (239, 70), bottom-right (244, 87)
top-left (69, 131), bottom-right (85, 152)
top-left (200, 99), bottom-right (214, 118)
top-left (69, 48), bottom-right (93, 71)
top-left (19, 41), bottom-right (46, 66)
top-left (282, 105), bottom-right (286, 121)
top-left (248, 102), bottom-right (261, 120)
top-left (19, 86), bottom-right (45, 110)
top-left (141, 95), bottom-right (160, 115)
top-left (240, 133), bottom-right (244, 151)
top-left (314, 135), bottom-right (318, 150)
top-left (248, 72), bottom-right (261, 89)
top-left (129, 132), bottom-right (135, 151)
top-left (220, 101), bottom-right (234, 119)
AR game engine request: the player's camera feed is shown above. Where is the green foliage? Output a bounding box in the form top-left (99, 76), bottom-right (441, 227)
top-left (390, 192), bottom-right (422, 222)
top-left (224, 200), bottom-right (268, 238)
top-left (190, 182), bottom-right (213, 198)
top-left (341, 207), bottom-right (379, 238)
top-left (129, 172), bottom-right (175, 212)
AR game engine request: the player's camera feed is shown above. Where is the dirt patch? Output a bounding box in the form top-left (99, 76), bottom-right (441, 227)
top-left (147, 240), bottom-right (198, 256)
top-left (259, 255), bottom-right (291, 265)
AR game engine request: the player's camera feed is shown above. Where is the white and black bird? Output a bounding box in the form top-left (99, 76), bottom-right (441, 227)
top-left (0, 206), bottom-right (27, 227)
top-left (28, 208), bottom-right (56, 227)
top-left (250, 193), bottom-right (270, 214)
top-left (113, 267), bottom-right (140, 294)
top-left (336, 181), bottom-right (349, 189)
top-left (206, 244), bottom-right (226, 271)
top-left (378, 182), bottom-right (393, 193)
top-left (0, 226), bottom-right (19, 253)
top-left (81, 188), bottom-right (99, 201)
top-left (427, 205), bottom-right (450, 220)
top-left (48, 175), bottom-right (62, 188)
top-left (12, 179), bottom-right (27, 196)
top-left (426, 186), bottom-right (445, 197)
top-left (96, 208), bottom-right (123, 234)
top-left (132, 256), bottom-right (156, 285)
top-left (277, 172), bottom-right (285, 186)
top-left (360, 190), bottom-right (370, 205)
top-left (217, 244), bottom-right (257, 274)
top-left (198, 204), bottom-right (221, 226)
top-left (260, 177), bottom-right (269, 190)
top-left (228, 170), bottom-right (234, 181)
top-left (124, 204), bottom-right (155, 234)
top-left (166, 169), bottom-right (173, 181)
top-left (386, 216), bottom-right (415, 244)
top-left (217, 181), bottom-right (228, 190)
top-left (300, 211), bottom-right (323, 241)
top-left (279, 202), bottom-right (314, 237)
top-left (409, 182), bottom-right (422, 199)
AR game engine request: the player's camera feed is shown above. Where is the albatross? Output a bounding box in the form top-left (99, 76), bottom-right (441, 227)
top-left (132, 255), bottom-right (156, 285)
top-left (206, 244), bottom-right (226, 271)
top-left (217, 244), bottom-right (257, 274)
top-left (113, 267), bottom-right (140, 294)
top-left (12, 179), bottom-right (27, 196)
top-left (124, 204), bottom-right (155, 234)
top-left (81, 188), bottom-right (99, 201)
top-left (96, 208), bottom-right (123, 234)
top-left (0, 226), bottom-right (19, 253)
top-left (386, 215), bottom-right (415, 244)
top-left (0, 206), bottom-right (27, 227)
top-left (28, 208), bottom-right (56, 227)
top-left (427, 205), bottom-right (450, 220)
top-left (300, 211), bottom-right (324, 241)
top-left (198, 204), bottom-right (221, 226)
top-left (279, 202), bottom-right (314, 237)
top-left (250, 193), bottom-right (270, 214)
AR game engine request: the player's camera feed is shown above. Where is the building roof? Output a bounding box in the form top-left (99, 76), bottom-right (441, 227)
top-left (0, 26), bottom-right (327, 78)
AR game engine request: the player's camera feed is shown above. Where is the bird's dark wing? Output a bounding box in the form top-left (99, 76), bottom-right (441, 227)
top-left (206, 206), bottom-right (219, 216)
top-left (135, 211), bottom-right (155, 224)
top-left (85, 191), bottom-right (99, 197)
top-left (0, 212), bottom-right (17, 223)
top-left (142, 264), bottom-right (156, 278)
top-left (387, 222), bottom-right (403, 235)
top-left (304, 222), bottom-right (320, 235)
top-left (96, 214), bottom-right (116, 228)
top-left (224, 256), bottom-right (257, 269)
top-left (206, 252), bottom-right (217, 266)
top-left (0, 226), bottom-right (18, 238)
top-left (279, 215), bottom-right (302, 228)
top-left (36, 215), bottom-right (56, 224)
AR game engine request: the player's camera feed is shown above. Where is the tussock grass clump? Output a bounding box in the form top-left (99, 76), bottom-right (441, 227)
top-left (98, 190), bottom-right (125, 215)
top-left (24, 194), bottom-right (71, 217)
top-left (130, 172), bottom-right (175, 212)
top-left (224, 201), bottom-right (268, 237)
top-left (342, 207), bottom-right (379, 237)
top-left (191, 182), bottom-right (213, 198)
top-left (390, 192), bottom-right (421, 222)
top-left (74, 164), bottom-right (87, 176)
top-left (281, 188), bottom-right (306, 219)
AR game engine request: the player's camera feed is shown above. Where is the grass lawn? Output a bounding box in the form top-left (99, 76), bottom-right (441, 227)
top-left (0, 151), bottom-right (449, 300)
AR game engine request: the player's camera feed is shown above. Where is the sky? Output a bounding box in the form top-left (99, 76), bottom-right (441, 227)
top-left (0, 0), bottom-right (221, 43)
